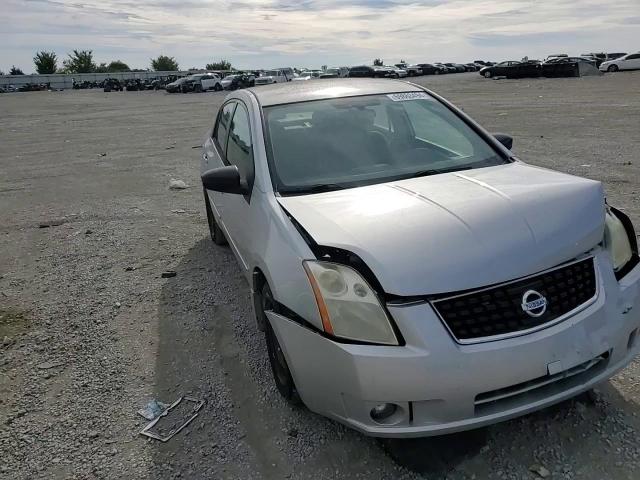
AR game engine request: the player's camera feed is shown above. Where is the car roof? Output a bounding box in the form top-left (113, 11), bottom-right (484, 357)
top-left (247, 78), bottom-right (422, 107)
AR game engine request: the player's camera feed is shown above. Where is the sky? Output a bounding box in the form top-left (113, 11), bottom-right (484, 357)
top-left (1, 0), bottom-right (639, 73)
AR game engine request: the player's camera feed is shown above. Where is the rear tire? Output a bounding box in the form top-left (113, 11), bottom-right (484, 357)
top-left (260, 283), bottom-right (302, 405)
top-left (203, 188), bottom-right (226, 245)
top-left (608, 65), bottom-right (619, 72)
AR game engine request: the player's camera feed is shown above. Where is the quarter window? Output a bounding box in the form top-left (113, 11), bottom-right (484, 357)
top-left (215, 102), bottom-right (235, 150)
top-left (226, 104), bottom-right (254, 183)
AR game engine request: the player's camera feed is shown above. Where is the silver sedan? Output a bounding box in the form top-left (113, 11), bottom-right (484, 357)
top-left (201, 79), bottom-right (640, 437)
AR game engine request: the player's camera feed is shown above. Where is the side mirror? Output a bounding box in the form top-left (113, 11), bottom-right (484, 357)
top-left (202, 166), bottom-right (247, 195)
top-left (494, 133), bottom-right (513, 150)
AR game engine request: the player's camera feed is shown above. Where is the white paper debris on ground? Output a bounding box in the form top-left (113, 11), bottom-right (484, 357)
top-left (169, 179), bottom-right (188, 190)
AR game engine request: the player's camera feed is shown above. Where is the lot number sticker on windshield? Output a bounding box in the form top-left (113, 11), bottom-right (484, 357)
top-left (387, 92), bottom-right (430, 102)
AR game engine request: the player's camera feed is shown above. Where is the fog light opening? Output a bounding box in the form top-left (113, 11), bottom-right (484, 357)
top-left (628, 329), bottom-right (638, 351)
top-left (370, 403), bottom-right (397, 422)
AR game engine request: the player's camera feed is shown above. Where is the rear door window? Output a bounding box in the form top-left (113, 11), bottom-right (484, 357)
top-left (226, 103), bottom-right (254, 183)
top-left (215, 102), bottom-right (236, 152)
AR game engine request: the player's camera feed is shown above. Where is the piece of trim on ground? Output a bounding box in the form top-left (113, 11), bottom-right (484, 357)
top-left (140, 396), bottom-right (205, 442)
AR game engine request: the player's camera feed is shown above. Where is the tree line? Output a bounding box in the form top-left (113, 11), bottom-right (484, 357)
top-left (2, 51), bottom-right (235, 75)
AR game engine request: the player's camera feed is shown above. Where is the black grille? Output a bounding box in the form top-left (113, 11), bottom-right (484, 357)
top-left (432, 258), bottom-right (597, 342)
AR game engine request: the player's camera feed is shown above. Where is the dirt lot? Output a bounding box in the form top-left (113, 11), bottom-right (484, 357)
top-left (1, 72), bottom-right (639, 480)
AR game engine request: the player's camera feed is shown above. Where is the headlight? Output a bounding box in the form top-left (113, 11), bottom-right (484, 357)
top-left (303, 261), bottom-right (398, 345)
top-left (604, 207), bottom-right (633, 271)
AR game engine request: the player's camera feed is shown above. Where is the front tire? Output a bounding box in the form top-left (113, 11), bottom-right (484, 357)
top-left (260, 283), bottom-right (302, 405)
top-left (608, 65), bottom-right (619, 72)
top-left (484, 70), bottom-right (493, 78)
top-left (214, 83), bottom-right (223, 91)
top-left (203, 188), bottom-right (226, 245)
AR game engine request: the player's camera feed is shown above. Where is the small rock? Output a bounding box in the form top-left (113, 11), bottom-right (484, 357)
top-left (115, 302), bottom-right (121, 308)
top-left (124, 266), bottom-right (135, 271)
top-left (529, 464), bottom-right (551, 478)
top-left (158, 237), bottom-right (169, 242)
top-left (88, 430), bottom-right (100, 439)
top-left (85, 229), bottom-right (93, 235)
top-left (2, 336), bottom-right (12, 346)
top-left (287, 428), bottom-right (298, 438)
top-left (97, 153), bottom-right (107, 157)
top-left (161, 271), bottom-right (177, 278)
top-left (171, 209), bottom-right (186, 214)
top-left (37, 361), bottom-right (64, 370)
top-left (169, 179), bottom-right (188, 190)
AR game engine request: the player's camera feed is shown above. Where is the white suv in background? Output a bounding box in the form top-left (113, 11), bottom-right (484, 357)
top-left (255, 69), bottom-right (291, 85)
top-left (600, 53), bottom-right (640, 72)
top-left (189, 73), bottom-right (224, 92)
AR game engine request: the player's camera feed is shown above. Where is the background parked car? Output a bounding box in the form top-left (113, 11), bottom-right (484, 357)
top-left (383, 66), bottom-right (408, 78)
top-left (103, 78), bottom-right (123, 92)
top-left (600, 52), bottom-right (640, 72)
top-left (184, 73), bottom-right (224, 92)
top-left (125, 79), bottom-right (144, 91)
top-left (254, 69), bottom-right (291, 85)
top-left (165, 77), bottom-right (189, 93)
top-left (436, 63), bottom-right (457, 73)
top-left (348, 66), bottom-right (394, 78)
top-left (221, 74), bottom-right (255, 90)
top-left (395, 63), bottom-right (421, 76)
top-left (326, 66), bottom-right (350, 78)
top-left (293, 70), bottom-right (323, 81)
top-left (544, 56), bottom-right (596, 66)
top-left (479, 61), bottom-right (522, 78)
top-left (606, 52), bottom-right (627, 60)
top-left (444, 63), bottom-right (466, 73)
top-left (415, 63), bottom-right (441, 75)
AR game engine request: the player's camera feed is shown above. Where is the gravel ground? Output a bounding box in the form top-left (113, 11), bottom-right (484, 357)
top-left (1, 71), bottom-right (639, 480)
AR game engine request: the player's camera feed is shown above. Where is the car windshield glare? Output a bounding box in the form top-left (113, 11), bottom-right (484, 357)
top-left (263, 93), bottom-right (507, 194)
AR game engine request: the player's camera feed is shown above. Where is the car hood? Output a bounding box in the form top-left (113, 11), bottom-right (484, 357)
top-left (278, 163), bottom-right (605, 296)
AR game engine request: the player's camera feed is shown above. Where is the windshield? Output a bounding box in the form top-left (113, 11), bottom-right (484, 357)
top-left (264, 93), bottom-right (507, 194)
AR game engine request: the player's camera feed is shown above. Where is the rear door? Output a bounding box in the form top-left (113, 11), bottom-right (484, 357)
top-left (203, 101), bottom-right (236, 221)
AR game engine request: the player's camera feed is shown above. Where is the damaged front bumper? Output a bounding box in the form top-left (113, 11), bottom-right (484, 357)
top-left (267, 251), bottom-right (640, 437)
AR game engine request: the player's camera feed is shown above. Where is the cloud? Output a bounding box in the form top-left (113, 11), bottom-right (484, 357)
top-left (1, 0), bottom-right (638, 72)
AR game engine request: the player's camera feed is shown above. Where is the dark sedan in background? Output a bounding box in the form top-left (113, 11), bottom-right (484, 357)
top-left (348, 66), bottom-right (395, 78)
top-left (479, 61), bottom-right (524, 78)
top-left (165, 77), bottom-right (189, 93)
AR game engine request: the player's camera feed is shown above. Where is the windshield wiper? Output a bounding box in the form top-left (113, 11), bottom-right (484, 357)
top-left (402, 165), bottom-right (474, 180)
top-left (279, 183), bottom-right (347, 195)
